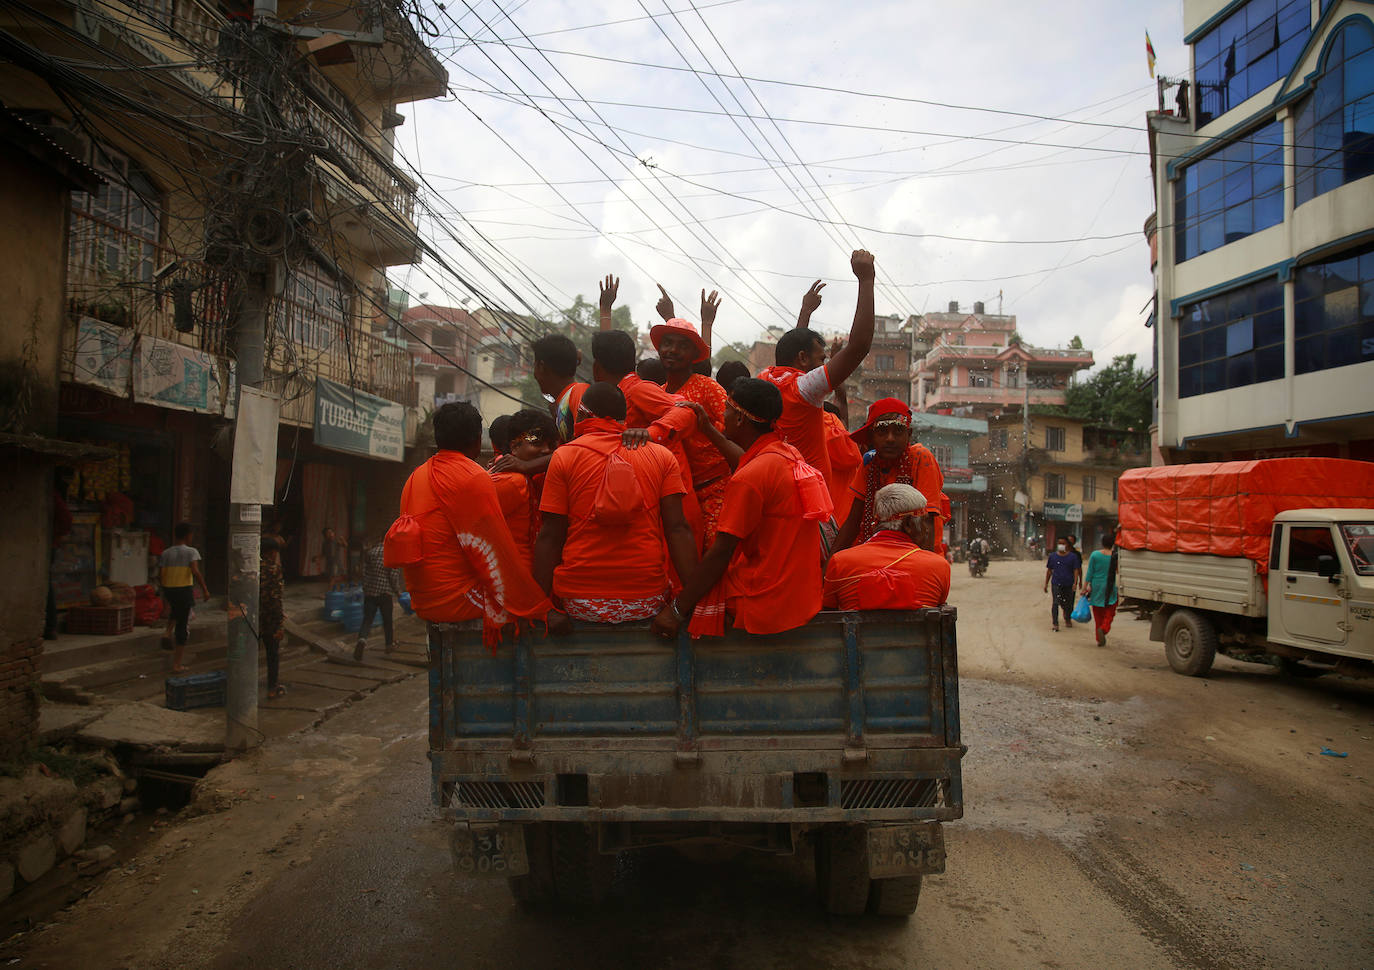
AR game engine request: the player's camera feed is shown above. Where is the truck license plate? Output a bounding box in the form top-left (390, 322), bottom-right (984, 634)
top-left (867, 823), bottom-right (945, 878)
top-left (451, 822), bottom-right (529, 877)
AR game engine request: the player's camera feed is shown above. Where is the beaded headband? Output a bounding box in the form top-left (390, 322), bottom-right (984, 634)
top-left (726, 395), bottom-right (768, 426)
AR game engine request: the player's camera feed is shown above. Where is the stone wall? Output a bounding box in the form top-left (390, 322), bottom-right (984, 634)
top-left (0, 637), bottom-right (42, 762)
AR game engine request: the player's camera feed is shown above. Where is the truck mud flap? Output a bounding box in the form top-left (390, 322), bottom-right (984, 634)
top-left (867, 822), bottom-right (945, 878)
top-left (451, 822), bottom-right (529, 877)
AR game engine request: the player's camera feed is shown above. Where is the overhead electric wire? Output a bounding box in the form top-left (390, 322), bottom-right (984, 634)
top-left (468, 0), bottom-right (799, 329)
top-left (636, 0), bottom-right (913, 320)
top-left (419, 14), bottom-right (770, 331)
top-left (672, 0), bottom-right (918, 318)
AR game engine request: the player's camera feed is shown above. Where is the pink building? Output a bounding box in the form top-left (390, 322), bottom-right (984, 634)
top-left (912, 302), bottom-right (1093, 416)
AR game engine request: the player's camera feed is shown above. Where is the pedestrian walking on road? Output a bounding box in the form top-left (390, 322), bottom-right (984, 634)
top-left (355, 537), bottom-right (400, 661)
top-left (1043, 538), bottom-right (1081, 632)
top-left (159, 523), bottom-right (211, 673)
top-left (1082, 533), bottom-right (1120, 646)
top-left (261, 536), bottom-right (287, 698)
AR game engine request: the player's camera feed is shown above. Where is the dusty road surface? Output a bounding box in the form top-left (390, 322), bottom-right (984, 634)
top-left (5, 562), bottom-right (1372, 969)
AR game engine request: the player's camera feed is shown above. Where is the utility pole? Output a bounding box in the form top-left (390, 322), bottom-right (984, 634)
top-left (223, 0), bottom-right (280, 751)
top-left (1020, 372), bottom-right (1031, 552)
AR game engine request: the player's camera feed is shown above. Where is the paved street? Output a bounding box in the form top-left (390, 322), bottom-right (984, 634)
top-left (5, 561), bottom-right (1372, 970)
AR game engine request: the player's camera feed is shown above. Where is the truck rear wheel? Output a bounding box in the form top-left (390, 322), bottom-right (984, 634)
top-left (868, 876), bottom-right (922, 916)
top-left (1164, 609), bottom-right (1217, 677)
top-left (550, 823), bottom-right (616, 907)
top-left (507, 822), bottom-right (554, 907)
top-left (815, 826), bottom-right (871, 916)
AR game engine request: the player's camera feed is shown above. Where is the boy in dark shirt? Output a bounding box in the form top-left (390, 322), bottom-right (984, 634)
top-left (1043, 537), bottom-right (1083, 632)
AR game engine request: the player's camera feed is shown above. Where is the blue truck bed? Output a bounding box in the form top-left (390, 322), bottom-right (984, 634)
top-left (428, 607), bottom-right (963, 824)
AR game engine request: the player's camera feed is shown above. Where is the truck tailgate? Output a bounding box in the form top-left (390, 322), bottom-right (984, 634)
top-left (428, 608), bottom-right (963, 824)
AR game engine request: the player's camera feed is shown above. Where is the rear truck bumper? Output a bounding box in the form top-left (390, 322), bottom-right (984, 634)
top-left (450, 819), bottom-right (947, 878)
top-left (431, 742), bottom-right (964, 825)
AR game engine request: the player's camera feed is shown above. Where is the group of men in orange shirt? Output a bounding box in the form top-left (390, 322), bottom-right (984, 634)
top-left (392, 250), bottom-right (951, 644)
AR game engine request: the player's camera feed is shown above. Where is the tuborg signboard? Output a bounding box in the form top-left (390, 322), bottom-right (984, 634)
top-left (1042, 501), bottom-right (1083, 522)
top-left (314, 378), bottom-right (404, 462)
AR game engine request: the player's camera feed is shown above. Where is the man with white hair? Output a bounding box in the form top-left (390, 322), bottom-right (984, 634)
top-left (822, 483), bottom-right (951, 610)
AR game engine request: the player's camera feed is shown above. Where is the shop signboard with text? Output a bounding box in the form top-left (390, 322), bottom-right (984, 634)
top-left (314, 378), bottom-right (404, 462)
top-left (1042, 501), bottom-right (1083, 522)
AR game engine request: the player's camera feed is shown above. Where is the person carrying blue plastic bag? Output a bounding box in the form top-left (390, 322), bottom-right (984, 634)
top-left (1043, 536), bottom-right (1082, 632)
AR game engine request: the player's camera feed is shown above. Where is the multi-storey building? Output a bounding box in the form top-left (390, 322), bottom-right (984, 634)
top-left (1147, 0), bottom-right (1374, 463)
top-left (912, 303), bottom-right (1095, 416)
top-left (1, 0), bottom-right (446, 602)
top-left (909, 413), bottom-right (988, 548)
top-left (971, 414), bottom-right (1152, 551)
top-left (401, 304), bottom-right (478, 411)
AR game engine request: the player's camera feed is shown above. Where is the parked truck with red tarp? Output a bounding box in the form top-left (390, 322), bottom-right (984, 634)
top-left (1116, 459), bottom-right (1374, 677)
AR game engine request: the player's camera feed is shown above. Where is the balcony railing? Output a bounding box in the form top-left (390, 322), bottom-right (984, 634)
top-left (925, 385), bottom-right (1069, 406)
top-left (66, 209), bottom-right (232, 356)
top-left (294, 97), bottom-right (417, 223)
top-left (269, 297), bottom-right (416, 408)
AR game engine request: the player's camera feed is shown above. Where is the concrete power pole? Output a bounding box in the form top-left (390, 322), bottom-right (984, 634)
top-left (225, 268), bottom-right (268, 751)
top-left (223, 0), bottom-right (280, 751)
top-left (1020, 374), bottom-right (1031, 551)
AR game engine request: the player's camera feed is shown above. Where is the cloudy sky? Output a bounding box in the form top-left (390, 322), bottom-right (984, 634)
top-left (396, 0), bottom-right (1187, 371)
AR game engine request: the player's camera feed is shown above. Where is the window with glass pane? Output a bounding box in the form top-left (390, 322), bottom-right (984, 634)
top-left (1083, 476), bottom-right (1097, 501)
top-left (70, 151), bottom-right (161, 283)
top-left (1045, 473), bottom-right (1065, 500)
top-left (933, 444), bottom-right (953, 466)
top-left (1175, 119), bottom-right (1284, 262)
top-left (1046, 426), bottom-right (1066, 451)
top-left (1178, 276), bottom-right (1286, 397)
top-left (1295, 18), bottom-right (1374, 205)
top-left (1194, 0), bottom-right (1311, 125)
top-left (280, 266), bottom-right (348, 351)
top-left (1293, 242), bottom-right (1374, 374)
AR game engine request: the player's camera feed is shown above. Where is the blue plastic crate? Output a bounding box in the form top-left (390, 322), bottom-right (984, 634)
top-left (165, 670), bottom-right (227, 710)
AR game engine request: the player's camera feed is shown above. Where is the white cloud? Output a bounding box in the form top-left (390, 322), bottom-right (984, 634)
top-left (403, 0), bottom-right (1184, 375)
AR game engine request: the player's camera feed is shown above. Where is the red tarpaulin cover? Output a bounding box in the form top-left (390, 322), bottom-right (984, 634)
top-left (1117, 459), bottom-right (1374, 575)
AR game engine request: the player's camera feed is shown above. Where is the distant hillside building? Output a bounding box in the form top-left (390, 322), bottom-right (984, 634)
top-left (912, 303), bottom-right (1095, 416)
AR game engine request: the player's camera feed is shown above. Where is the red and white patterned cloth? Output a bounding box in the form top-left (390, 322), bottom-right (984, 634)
top-left (561, 594), bottom-right (667, 624)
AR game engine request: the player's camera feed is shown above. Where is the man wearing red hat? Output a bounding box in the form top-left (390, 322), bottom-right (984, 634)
top-left (649, 290), bottom-right (732, 545)
top-left (837, 398), bottom-right (944, 550)
top-left (756, 251), bottom-right (877, 512)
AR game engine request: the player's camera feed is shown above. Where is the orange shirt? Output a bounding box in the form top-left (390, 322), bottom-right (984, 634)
top-left (491, 471), bottom-right (540, 569)
top-left (670, 373), bottom-right (730, 486)
top-left (824, 411), bottom-right (862, 522)
top-left (716, 433), bottom-right (822, 634)
top-left (399, 451), bottom-right (551, 631)
top-left (823, 531), bottom-right (951, 610)
top-left (757, 365), bottom-right (838, 508)
top-left (539, 432), bottom-right (685, 601)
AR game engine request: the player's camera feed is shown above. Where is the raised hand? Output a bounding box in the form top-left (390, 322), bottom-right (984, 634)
top-left (801, 280), bottom-right (825, 315)
top-left (700, 289), bottom-right (721, 328)
top-left (655, 283), bottom-right (674, 322)
top-left (599, 274), bottom-right (620, 311)
top-left (850, 249), bottom-right (875, 282)
top-left (829, 336), bottom-right (844, 358)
